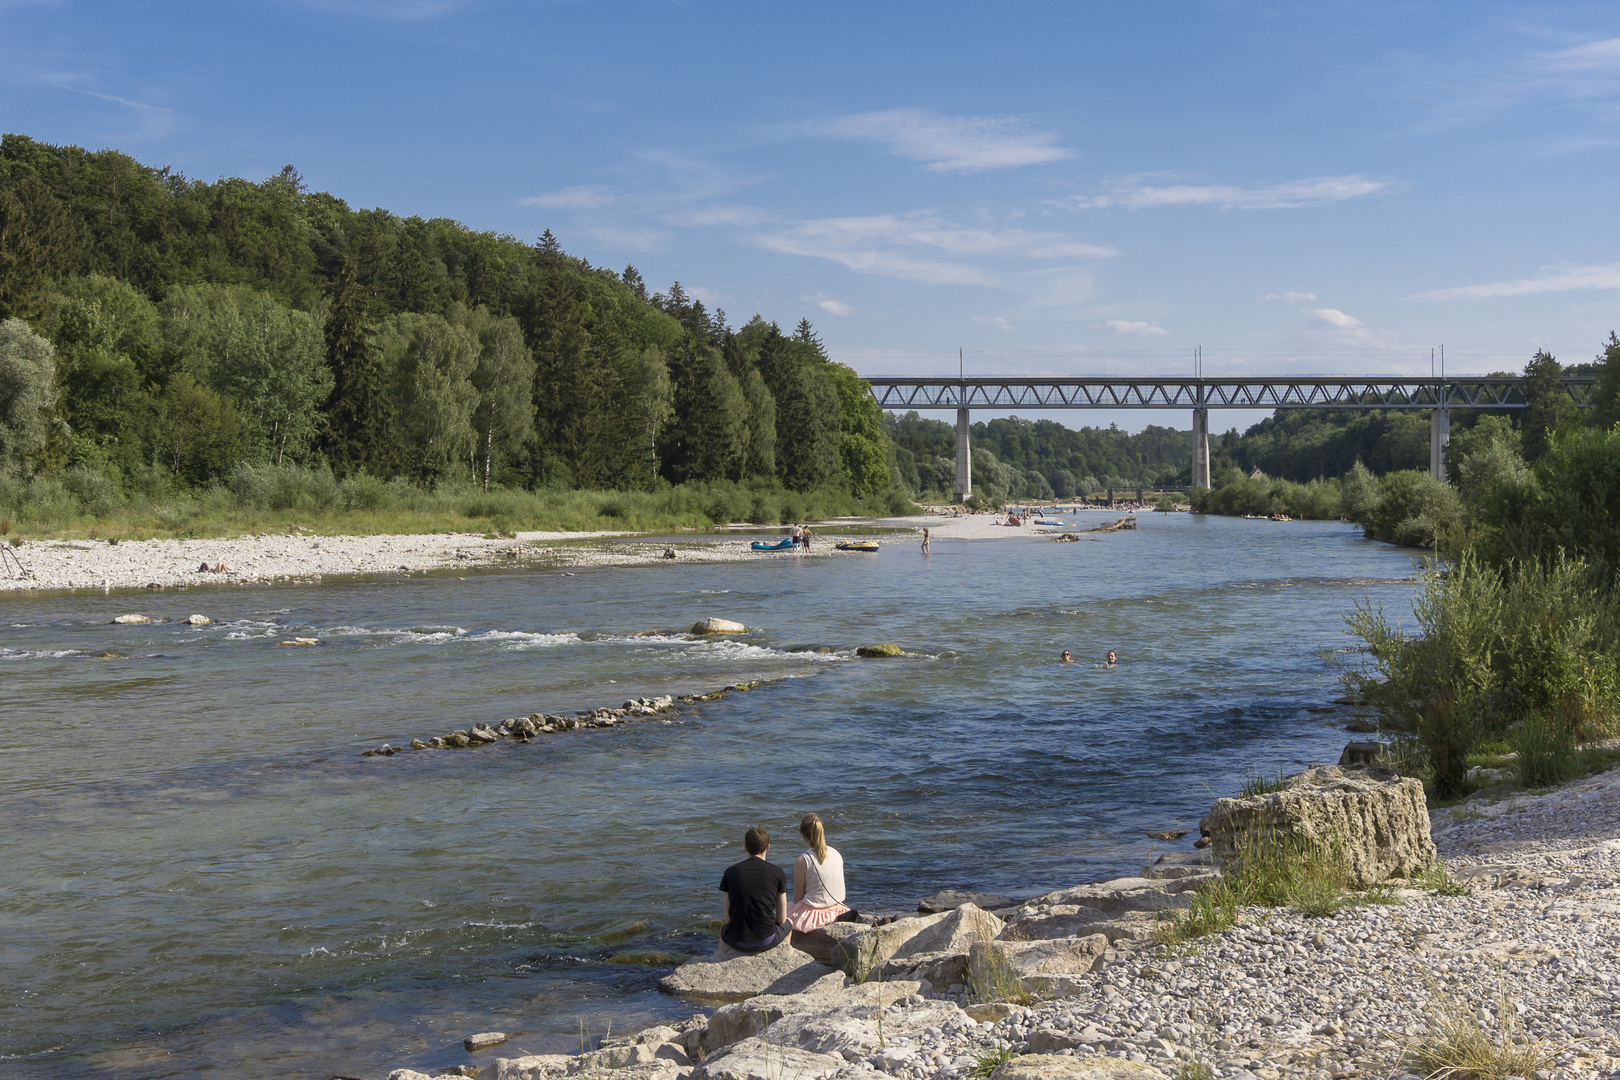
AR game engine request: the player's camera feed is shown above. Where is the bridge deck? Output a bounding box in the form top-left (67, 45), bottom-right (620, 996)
top-left (864, 375), bottom-right (1594, 410)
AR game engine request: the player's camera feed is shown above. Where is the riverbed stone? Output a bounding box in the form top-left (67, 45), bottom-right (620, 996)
top-left (691, 618), bottom-right (747, 635)
top-left (999, 905), bottom-right (1111, 941)
top-left (792, 919), bottom-right (869, 969)
top-left (856, 642), bottom-right (902, 657)
top-left (464, 1030), bottom-right (508, 1052)
top-left (1204, 764), bottom-right (1436, 886)
top-left (658, 940), bottom-right (837, 1003)
top-left (185, 613), bottom-right (213, 625)
top-left (918, 889), bottom-right (1016, 913)
top-left (990, 1055), bottom-right (1168, 1080)
top-left (111, 614), bottom-right (152, 624)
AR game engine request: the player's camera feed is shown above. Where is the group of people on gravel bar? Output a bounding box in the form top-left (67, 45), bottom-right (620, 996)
top-left (718, 814), bottom-right (865, 953)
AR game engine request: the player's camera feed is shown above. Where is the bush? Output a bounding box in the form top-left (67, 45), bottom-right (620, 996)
top-left (61, 466), bottom-right (123, 516)
top-left (340, 473), bottom-right (391, 511)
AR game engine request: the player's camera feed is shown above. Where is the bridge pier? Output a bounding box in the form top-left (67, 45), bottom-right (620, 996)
top-left (953, 408), bottom-right (972, 504)
top-left (1191, 408), bottom-right (1211, 488)
top-left (1430, 404), bottom-right (1450, 483)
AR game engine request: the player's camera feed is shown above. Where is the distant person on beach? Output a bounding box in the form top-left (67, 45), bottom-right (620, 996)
top-left (786, 813), bottom-right (856, 932)
top-left (802, 525), bottom-right (813, 551)
top-left (790, 524), bottom-right (803, 548)
top-left (719, 825), bottom-right (791, 952)
top-left (1060, 650), bottom-right (1074, 664)
top-left (921, 528), bottom-right (931, 554)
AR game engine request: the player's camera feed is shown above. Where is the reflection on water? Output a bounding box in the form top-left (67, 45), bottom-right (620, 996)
top-left (0, 514), bottom-right (1418, 1079)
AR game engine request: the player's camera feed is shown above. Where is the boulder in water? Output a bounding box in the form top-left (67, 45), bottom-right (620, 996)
top-left (691, 617), bottom-right (747, 635)
top-left (111, 614), bottom-right (152, 624)
top-left (855, 643), bottom-right (901, 657)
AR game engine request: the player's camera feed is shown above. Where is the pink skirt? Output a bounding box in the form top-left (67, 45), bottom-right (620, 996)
top-left (786, 900), bottom-right (850, 932)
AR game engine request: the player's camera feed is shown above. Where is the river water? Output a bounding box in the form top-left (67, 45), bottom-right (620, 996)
top-left (0, 514), bottom-right (1419, 1079)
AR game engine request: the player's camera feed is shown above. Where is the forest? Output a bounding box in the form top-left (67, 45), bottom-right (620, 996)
top-left (0, 134), bottom-right (1207, 531)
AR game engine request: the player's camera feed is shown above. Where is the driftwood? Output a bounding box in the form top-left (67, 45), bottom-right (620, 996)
top-left (1081, 516), bottom-right (1137, 533)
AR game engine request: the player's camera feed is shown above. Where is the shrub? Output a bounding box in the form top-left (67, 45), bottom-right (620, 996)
top-left (61, 466), bottom-right (123, 517)
top-left (340, 473), bottom-right (391, 511)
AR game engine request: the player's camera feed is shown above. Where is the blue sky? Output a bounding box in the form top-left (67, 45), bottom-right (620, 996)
top-left (4, 1), bottom-right (1619, 432)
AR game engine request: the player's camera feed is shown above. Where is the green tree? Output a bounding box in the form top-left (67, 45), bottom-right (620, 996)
top-left (1587, 332), bottom-right (1620, 430)
top-left (157, 374), bottom-right (241, 483)
top-left (321, 260), bottom-right (395, 476)
top-left (465, 307), bottom-right (534, 490)
top-left (383, 312), bottom-right (480, 484)
top-left (0, 317), bottom-right (56, 473)
top-left (1520, 349), bottom-right (1571, 464)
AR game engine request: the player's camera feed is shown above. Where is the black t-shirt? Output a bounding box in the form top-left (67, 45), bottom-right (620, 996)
top-left (719, 857), bottom-right (786, 942)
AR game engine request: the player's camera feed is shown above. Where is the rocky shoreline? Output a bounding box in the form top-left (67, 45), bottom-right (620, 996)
top-left (385, 760), bottom-right (1620, 1080)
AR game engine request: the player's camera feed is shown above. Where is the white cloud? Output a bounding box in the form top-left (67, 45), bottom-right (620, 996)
top-left (1544, 37), bottom-right (1620, 73)
top-left (973, 315), bottom-right (1017, 332)
top-left (1406, 263), bottom-right (1620, 301)
top-left (799, 108), bottom-right (1073, 172)
top-left (1259, 291), bottom-right (1317, 303)
top-left (666, 205), bottom-right (775, 227)
top-left (1064, 174), bottom-right (1390, 211)
top-left (1104, 320), bottom-right (1168, 336)
top-left (585, 225), bottom-right (670, 251)
top-left (1308, 308), bottom-right (1364, 329)
top-left (519, 185), bottom-right (618, 210)
top-left (754, 211), bottom-right (1115, 288)
top-left (818, 299), bottom-right (853, 317)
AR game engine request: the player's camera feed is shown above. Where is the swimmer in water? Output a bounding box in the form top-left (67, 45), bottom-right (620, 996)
top-left (1097, 650), bottom-right (1117, 668)
top-left (1059, 650), bottom-right (1074, 664)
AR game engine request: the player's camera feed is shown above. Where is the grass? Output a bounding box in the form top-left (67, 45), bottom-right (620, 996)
top-left (967, 1043), bottom-right (1016, 1078)
top-left (1402, 980), bottom-right (1553, 1080)
top-left (1175, 1060), bottom-right (1216, 1080)
top-left (0, 466), bottom-right (913, 542)
top-left (968, 943), bottom-right (1036, 1007)
top-left (1153, 828), bottom-right (1352, 945)
top-left (1237, 769), bottom-right (1291, 797)
top-left (1416, 861), bottom-right (1472, 897)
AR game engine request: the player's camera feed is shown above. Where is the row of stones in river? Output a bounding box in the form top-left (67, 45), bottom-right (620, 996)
top-left (359, 682), bottom-right (768, 756)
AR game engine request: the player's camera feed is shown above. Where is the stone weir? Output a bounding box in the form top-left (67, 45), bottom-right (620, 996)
top-left (360, 679), bottom-right (776, 757)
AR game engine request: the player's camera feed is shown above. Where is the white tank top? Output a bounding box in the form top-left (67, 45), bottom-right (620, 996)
top-left (800, 846), bottom-right (845, 907)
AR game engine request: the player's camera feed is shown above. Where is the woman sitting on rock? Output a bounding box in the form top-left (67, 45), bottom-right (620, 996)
top-left (786, 813), bottom-right (853, 932)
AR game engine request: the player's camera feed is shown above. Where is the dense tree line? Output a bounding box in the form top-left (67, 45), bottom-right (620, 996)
top-left (0, 134), bottom-right (889, 502)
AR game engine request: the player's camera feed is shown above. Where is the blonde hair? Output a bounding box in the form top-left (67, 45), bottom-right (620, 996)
top-left (800, 813), bottom-right (828, 864)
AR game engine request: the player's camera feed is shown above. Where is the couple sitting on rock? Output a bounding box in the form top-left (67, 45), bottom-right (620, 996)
top-left (718, 814), bottom-right (857, 953)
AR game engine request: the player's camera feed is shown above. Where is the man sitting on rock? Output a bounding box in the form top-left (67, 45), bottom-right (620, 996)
top-left (719, 825), bottom-right (791, 952)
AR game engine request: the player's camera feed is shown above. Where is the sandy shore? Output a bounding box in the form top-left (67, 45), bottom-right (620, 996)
top-left (0, 510), bottom-right (1146, 592)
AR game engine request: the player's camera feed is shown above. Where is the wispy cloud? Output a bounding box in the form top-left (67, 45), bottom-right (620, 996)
top-left (754, 210), bottom-right (1116, 287)
top-left (1260, 291), bottom-right (1317, 303)
top-left (1061, 174), bottom-right (1390, 211)
top-left (974, 315), bottom-right (1017, 332)
top-left (41, 75), bottom-right (174, 138)
top-left (1544, 37), bottom-right (1620, 73)
top-left (1406, 263), bottom-right (1620, 301)
top-left (818, 299), bottom-right (853, 317)
top-left (519, 185), bottom-right (617, 210)
top-left (797, 108), bottom-right (1073, 172)
top-left (585, 225), bottom-right (669, 251)
top-left (1104, 320), bottom-right (1168, 336)
top-left (1308, 308), bottom-right (1363, 329)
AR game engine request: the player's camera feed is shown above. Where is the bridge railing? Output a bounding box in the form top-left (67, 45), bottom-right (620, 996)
top-left (864, 375), bottom-right (1594, 411)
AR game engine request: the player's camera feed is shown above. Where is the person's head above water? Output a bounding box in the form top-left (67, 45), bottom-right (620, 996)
top-left (1106, 650), bottom-right (1117, 664)
top-left (800, 813), bottom-right (828, 862)
top-left (1060, 650), bottom-right (1073, 663)
top-left (744, 825), bottom-right (770, 856)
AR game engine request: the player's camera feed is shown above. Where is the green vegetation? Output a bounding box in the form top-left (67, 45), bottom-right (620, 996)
top-left (1154, 828), bottom-right (1353, 945)
top-left (1402, 980), bottom-right (1552, 1080)
top-left (1335, 336), bottom-right (1620, 798)
top-left (967, 1043), bottom-right (1016, 1078)
top-left (967, 946), bottom-right (1035, 1007)
top-left (0, 135), bottom-right (906, 535)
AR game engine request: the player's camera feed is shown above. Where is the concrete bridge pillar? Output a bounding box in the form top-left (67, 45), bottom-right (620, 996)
top-left (1430, 405), bottom-right (1450, 482)
top-left (1191, 408), bottom-right (1211, 488)
top-left (953, 408), bottom-right (972, 504)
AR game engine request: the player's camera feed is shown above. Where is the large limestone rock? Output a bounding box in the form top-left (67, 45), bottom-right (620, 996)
top-left (968, 936), bottom-right (1109, 998)
top-left (691, 618), bottom-right (747, 635)
top-left (1204, 764), bottom-right (1436, 887)
top-left (702, 978), bottom-right (921, 1054)
top-left (792, 920), bottom-right (869, 969)
top-left (990, 1055), bottom-right (1167, 1080)
top-left (998, 906), bottom-right (1111, 941)
top-left (692, 1037), bottom-right (845, 1080)
top-left (491, 1055), bottom-right (683, 1080)
top-left (875, 903), bottom-right (1004, 984)
top-left (658, 939), bottom-right (838, 1003)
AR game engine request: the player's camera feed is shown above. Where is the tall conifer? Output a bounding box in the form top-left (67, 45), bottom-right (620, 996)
top-left (321, 259), bottom-right (395, 476)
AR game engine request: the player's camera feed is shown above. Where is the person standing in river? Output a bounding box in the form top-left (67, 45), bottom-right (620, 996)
top-left (786, 813), bottom-right (852, 931)
top-left (921, 527), bottom-right (931, 554)
top-left (718, 825), bottom-right (790, 952)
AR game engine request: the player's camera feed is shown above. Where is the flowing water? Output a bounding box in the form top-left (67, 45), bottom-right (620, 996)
top-left (0, 514), bottom-right (1420, 1079)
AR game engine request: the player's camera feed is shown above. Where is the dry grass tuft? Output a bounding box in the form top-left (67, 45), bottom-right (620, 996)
top-left (1402, 980), bottom-right (1553, 1080)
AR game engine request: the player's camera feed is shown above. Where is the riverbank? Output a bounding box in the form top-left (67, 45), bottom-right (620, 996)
top-left (0, 510), bottom-right (1150, 591)
top-left (411, 761), bottom-right (1620, 1080)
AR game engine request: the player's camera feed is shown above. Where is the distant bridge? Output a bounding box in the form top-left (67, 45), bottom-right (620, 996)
top-left (864, 374), bottom-right (1596, 501)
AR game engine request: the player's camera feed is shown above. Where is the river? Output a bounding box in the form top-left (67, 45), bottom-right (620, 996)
top-left (0, 513), bottom-right (1419, 1079)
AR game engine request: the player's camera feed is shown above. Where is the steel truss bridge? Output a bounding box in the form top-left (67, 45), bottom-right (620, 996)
top-left (863, 374), bottom-right (1596, 500)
